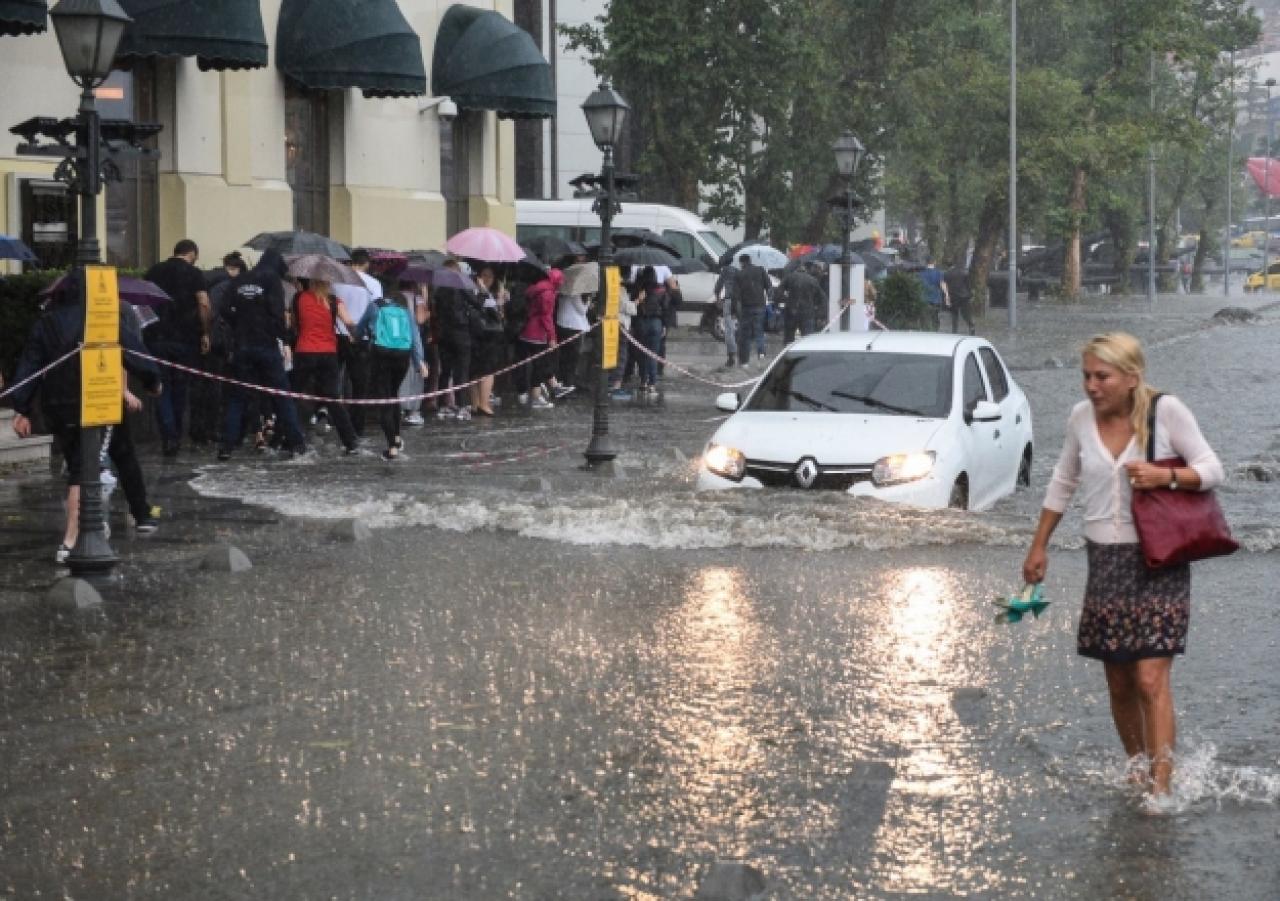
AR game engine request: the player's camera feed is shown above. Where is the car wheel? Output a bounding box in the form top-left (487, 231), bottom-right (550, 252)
top-left (1017, 446), bottom-right (1033, 487)
top-left (948, 476), bottom-right (969, 511)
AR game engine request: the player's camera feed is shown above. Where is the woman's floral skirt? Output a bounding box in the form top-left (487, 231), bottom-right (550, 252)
top-left (1079, 541), bottom-right (1191, 662)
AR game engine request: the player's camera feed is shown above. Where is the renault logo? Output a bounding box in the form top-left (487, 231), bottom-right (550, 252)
top-left (793, 457), bottom-right (820, 488)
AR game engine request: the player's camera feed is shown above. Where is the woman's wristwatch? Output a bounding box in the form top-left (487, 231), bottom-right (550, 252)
top-left (1168, 468), bottom-right (1179, 490)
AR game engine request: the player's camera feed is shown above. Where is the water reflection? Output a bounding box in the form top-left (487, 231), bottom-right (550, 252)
top-left (650, 566), bottom-right (771, 855)
top-left (865, 566), bottom-right (1010, 894)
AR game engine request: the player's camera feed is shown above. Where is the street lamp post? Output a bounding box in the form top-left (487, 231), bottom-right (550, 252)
top-left (831, 131), bottom-right (865, 330)
top-left (1264, 78), bottom-right (1276, 295)
top-left (1009, 0), bottom-right (1017, 326)
top-left (50, 0), bottom-right (132, 575)
top-left (581, 81), bottom-right (629, 467)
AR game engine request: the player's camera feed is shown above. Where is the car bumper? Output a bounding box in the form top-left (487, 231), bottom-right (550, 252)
top-left (696, 466), bottom-right (951, 507)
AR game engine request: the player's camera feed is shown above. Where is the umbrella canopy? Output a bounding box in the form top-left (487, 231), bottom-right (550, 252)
top-left (366, 248), bottom-right (408, 278)
top-left (276, 0), bottom-right (425, 97)
top-left (41, 274), bottom-right (171, 308)
top-left (430, 268), bottom-right (477, 293)
top-left (245, 230), bottom-right (351, 261)
top-left (669, 257), bottom-right (709, 275)
top-left (287, 254), bottom-right (363, 287)
top-left (724, 244), bottom-right (788, 270)
top-left (523, 235), bottom-right (586, 266)
top-left (115, 0), bottom-right (269, 71)
top-left (0, 0), bottom-right (46, 37)
top-left (611, 228), bottom-right (681, 257)
top-left (0, 234), bottom-right (38, 262)
top-left (613, 245), bottom-right (681, 269)
top-left (1247, 156), bottom-right (1280, 198)
top-left (560, 262), bottom-right (599, 297)
top-left (445, 226), bottom-right (525, 262)
top-left (431, 4), bottom-right (554, 119)
top-left (405, 249), bottom-right (449, 268)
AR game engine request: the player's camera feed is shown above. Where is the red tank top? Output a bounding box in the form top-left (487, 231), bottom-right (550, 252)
top-left (295, 291), bottom-right (337, 354)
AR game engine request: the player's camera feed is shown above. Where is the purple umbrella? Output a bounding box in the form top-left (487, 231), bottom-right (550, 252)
top-left (430, 268), bottom-right (477, 292)
top-left (41, 274), bottom-right (172, 308)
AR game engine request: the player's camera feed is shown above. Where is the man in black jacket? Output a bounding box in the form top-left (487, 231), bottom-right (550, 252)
top-left (777, 264), bottom-right (824, 342)
top-left (9, 271), bottom-right (163, 558)
top-left (145, 239), bottom-right (212, 456)
top-left (734, 254), bottom-right (772, 368)
top-left (217, 250), bottom-right (308, 459)
top-left (943, 260), bottom-right (976, 335)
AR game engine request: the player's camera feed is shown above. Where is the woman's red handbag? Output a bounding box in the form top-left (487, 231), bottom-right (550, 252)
top-left (1131, 395), bottom-right (1239, 568)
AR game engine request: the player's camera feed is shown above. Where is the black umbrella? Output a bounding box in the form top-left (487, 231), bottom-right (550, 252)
top-left (670, 257), bottom-right (709, 275)
top-left (610, 228), bottom-right (681, 257)
top-left (613, 245), bottom-right (682, 269)
top-left (405, 249), bottom-right (449, 268)
top-left (523, 235), bottom-right (586, 266)
top-left (245, 230), bottom-right (351, 261)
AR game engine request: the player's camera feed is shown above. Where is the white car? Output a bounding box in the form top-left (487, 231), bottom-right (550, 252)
top-left (696, 331), bottom-right (1034, 510)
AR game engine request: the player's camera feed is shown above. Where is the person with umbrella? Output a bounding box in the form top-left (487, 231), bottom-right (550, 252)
top-left (470, 265), bottom-right (508, 416)
top-left (8, 269), bottom-right (163, 560)
top-left (333, 248), bottom-right (382, 436)
top-left (432, 259), bottom-right (478, 420)
top-left (216, 251), bottom-right (309, 461)
top-left (733, 253), bottom-right (772, 367)
top-left (515, 268), bottom-right (564, 408)
top-left (286, 258), bottom-right (361, 455)
top-left (144, 239), bottom-right (213, 457)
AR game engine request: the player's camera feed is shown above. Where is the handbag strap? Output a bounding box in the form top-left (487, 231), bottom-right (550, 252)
top-left (1145, 392), bottom-right (1164, 462)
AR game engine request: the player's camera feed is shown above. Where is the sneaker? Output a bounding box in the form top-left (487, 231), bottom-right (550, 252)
top-left (404, 412), bottom-right (425, 426)
top-left (530, 396), bottom-right (555, 410)
top-left (552, 385), bottom-right (576, 400)
top-left (55, 543), bottom-right (71, 564)
top-left (393, 436), bottom-right (404, 450)
top-left (217, 447), bottom-right (232, 462)
top-left (610, 388), bottom-right (634, 401)
top-left (436, 407), bottom-right (457, 420)
top-left (741, 363), bottom-right (750, 370)
top-left (758, 352), bottom-right (765, 360)
top-left (517, 393), bottom-right (530, 405)
top-left (343, 445), bottom-right (361, 456)
top-left (381, 447), bottom-right (399, 461)
top-left (134, 512), bottom-right (160, 535)
top-left (455, 407), bottom-right (472, 421)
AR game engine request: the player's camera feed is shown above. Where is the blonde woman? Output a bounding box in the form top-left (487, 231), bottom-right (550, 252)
top-left (1021, 332), bottom-right (1224, 807)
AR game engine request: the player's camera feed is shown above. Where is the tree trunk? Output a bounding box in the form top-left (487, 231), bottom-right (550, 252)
top-left (1103, 204), bottom-right (1136, 295)
top-left (970, 190), bottom-right (1005, 316)
top-left (1155, 166), bottom-right (1191, 292)
top-left (1061, 166), bottom-right (1088, 298)
top-left (943, 170), bottom-right (968, 266)
top-left (1191, 193), bottom-right (1218, 293)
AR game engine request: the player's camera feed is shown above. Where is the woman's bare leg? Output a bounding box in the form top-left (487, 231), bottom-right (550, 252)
top-left (1134, 657), bottom-right (1176, 794)
top-left (1103, 661), bottom-right (1146, 783)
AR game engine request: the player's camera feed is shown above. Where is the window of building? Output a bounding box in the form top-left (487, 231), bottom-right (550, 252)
top-left (21, 179), bottom-right (77, 270)
top-left (286, 84), bottom-right (330, 234)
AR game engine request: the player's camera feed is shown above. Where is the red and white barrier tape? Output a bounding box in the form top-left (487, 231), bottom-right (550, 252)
top-left (0, 344), bottom-right (82, 402)
top-left (123, 325), bottom-right (595, 406)
top-left (620, 325), bottom-right (760, 390)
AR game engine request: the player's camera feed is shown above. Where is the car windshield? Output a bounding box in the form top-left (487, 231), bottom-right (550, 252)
top-left (744, 351), bottom-right (953, 418)
top-left (699, 230), bottom-right (731, 257)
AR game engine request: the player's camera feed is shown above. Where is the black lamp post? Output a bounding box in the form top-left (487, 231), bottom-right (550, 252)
top-left (831, 131), bottom-right (865, 330)
top-left (50, 0), bottom-right (132, 575)
top-left (581, 80), bottom-right (629, 467)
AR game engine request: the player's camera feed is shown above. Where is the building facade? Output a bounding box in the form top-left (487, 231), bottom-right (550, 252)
top-left (0, 0), bottom-right (554, 271)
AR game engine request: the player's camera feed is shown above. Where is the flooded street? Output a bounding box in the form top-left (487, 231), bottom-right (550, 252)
top-left (2, 298), bottom-right (1279, 898)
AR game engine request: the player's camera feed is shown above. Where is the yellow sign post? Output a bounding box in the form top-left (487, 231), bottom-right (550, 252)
top-left (81, 264), bottom-right (123, 427)
top-left (602, 265), bottom-right (621, 369)
top-left (84, 265), bottom-right (120, 345)
top-left (81, 344), bottom-right (124, 427)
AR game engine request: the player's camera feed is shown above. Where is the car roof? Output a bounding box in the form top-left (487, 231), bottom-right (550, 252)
top-left (785, 330), bottom-right (980, 357)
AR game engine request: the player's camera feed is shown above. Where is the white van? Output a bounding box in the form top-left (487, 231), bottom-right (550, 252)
top-left (515, 199), bottom-right (733, 312)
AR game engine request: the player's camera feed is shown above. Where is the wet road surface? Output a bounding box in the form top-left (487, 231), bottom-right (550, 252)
top-left (2, 296), bottom-right (1279, 898)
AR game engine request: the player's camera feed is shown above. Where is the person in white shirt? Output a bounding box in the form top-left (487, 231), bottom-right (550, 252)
top-left (332, 248), bottom-right (382, 435)
top-left (1022, 332), bottom-right (1224, 808)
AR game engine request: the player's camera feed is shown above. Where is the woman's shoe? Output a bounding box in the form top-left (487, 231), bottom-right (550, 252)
top-left (474, 407), bottom-right (495, 417)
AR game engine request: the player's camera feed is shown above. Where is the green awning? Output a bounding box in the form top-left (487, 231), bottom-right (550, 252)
top-left (276, 0), bottom-right (425, 98)
top-left (115, 0), bottom-right (268, 70)
top-left (432, 5), bottom-right (554, 120)
top-left (0, 0), bottom-right (46, 36)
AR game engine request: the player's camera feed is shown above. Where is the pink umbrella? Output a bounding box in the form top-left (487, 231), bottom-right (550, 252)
top-left (1246, 157), bottom-right (1280, 198)
top-left (445, 226), bottom-right (525, 263)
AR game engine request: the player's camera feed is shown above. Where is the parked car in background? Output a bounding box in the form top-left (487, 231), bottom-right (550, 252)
top-left (696, 331), bottom-right (1033, 511)
top-left (1244, 261), bottom-right (1280, 292)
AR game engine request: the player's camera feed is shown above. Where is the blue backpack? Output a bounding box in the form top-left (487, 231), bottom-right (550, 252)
top-left (371, 299), bottom-right (414, 351)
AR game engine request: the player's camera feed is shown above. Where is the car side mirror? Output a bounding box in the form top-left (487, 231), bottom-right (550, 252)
top-left (970, 400), bottom-right (1001, 423)
top-left (715, 392), bottom-right (740, 412)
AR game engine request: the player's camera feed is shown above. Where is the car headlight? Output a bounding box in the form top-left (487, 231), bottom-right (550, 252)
top-left (872, 451), bottom-right (936, 487)
top-left (703, 443), bottom-right (746, 481)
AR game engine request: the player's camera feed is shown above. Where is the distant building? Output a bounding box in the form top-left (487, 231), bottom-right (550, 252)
top-left (0, 1), bottom-right (554, 271)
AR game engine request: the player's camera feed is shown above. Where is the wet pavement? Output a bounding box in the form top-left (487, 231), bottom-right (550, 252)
top-left (2, 294), bottom-right (1279, 899)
